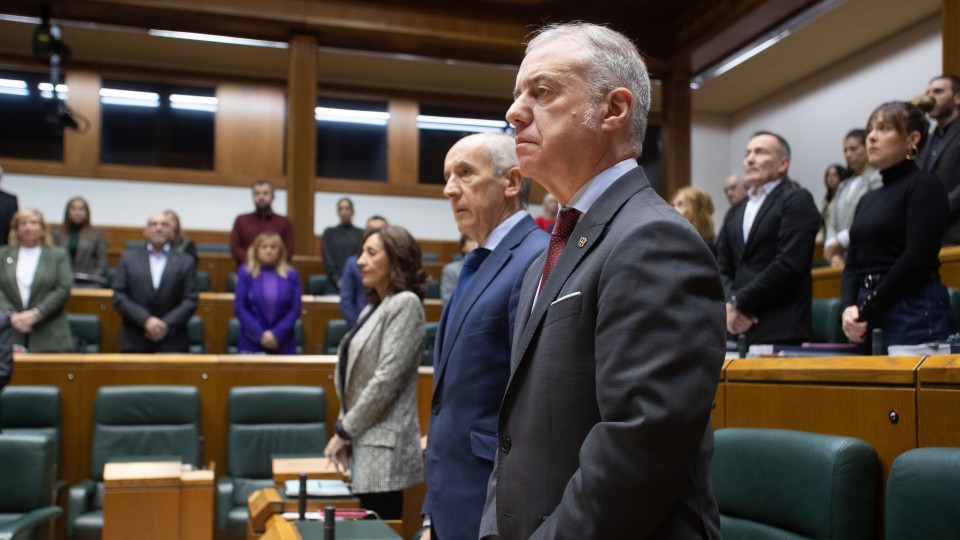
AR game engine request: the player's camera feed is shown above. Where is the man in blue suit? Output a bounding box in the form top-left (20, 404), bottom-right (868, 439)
top-left (422, 132), bottom-right (549, 540)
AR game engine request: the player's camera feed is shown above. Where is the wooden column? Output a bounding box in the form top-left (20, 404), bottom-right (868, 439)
top-left (285, 35), bottom-right (319, 257)
top-left (945, 0), bottom-right (960, 75)
top-left (660, 60), bottom-right (692, 198)
top-left (387, 98), bottom-right (419, 187)
top-left (63, 70), bottom-right (101, 176)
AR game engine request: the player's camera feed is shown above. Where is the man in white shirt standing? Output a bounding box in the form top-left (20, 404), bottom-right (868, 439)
top-left (718, 131), bottom-right (821, 345)
top-left (113, 213), bottom-right (198, 352)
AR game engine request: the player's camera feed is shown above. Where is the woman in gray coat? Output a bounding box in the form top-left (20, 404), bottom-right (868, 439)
top-left (325, 225), bottom-right (426, 519)
top-left (52, 196), bottom-right (108, 286)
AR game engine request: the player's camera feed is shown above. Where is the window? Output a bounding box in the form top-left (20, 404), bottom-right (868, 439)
top-left (100, 78), bottom-right (216, 169)
top-left (0, 68), bottom-right (66, 161)
top-left (316, 97), bottom-right (388, 181)
top-left (417, 105), bottom-right (512, 185)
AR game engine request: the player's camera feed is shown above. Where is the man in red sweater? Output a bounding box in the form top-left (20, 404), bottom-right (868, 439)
top-left (229, 179), bottom-right (294, 267)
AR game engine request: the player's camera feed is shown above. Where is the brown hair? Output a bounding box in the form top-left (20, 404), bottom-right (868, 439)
top-left (246, 231), bottom-right (291, 278)
top-left (362, 225), bottom-right (426, 305)
top-left (672, 186), bottom-right (716, 242)
top-left (867, 99), bottom-right (933, 149)
top-left (62, 196), bottom-right (91, 234)
top-left (8, 208), bottom-right (52, 246)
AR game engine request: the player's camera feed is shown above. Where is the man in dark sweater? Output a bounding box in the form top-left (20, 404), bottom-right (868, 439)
top-left (229, 179), bottom-right (295, 267)
top-left (321, 197), bottom-right (363, 294)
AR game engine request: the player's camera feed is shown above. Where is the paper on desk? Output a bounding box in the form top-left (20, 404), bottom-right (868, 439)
top-left (284, 479), bottom-right (351, 497)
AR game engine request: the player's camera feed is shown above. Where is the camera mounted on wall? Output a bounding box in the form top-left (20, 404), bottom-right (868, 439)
top-left (33, 6), bottom-right (84, 132)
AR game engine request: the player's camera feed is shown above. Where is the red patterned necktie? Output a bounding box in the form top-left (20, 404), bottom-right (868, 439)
top-left (539, 208), bottom-right (581, 293)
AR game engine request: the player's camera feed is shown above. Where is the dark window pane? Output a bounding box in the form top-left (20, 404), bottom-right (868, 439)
top-left (100, 78), bottom-right (215, 169)
top-left (0, 69), bottom-right (65, 161)
top-left (316, 97), bottom-right (387, 181)
top-left (418, 105), bottom-right (510, 185)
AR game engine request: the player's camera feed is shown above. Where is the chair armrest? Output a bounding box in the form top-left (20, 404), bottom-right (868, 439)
top-left (0, 506), bottom-right (63, 540)
top-left (67, 479), bottom-right (97, 539)
top-left (216, 476), bottom-right (235, 533)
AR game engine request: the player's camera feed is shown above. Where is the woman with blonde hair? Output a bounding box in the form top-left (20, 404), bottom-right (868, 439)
top-left (672, 186), bottom-right (717, 255)
top-left (0, 208), bottom-right (73, 352)
top-left (52, 196), bottom-right (108, 285)
top-left (234, 231), bottom-right (301, 354)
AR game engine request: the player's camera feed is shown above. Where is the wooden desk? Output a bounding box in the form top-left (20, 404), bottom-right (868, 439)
top-left (248, 489), bottom-right (398, 540)
top-left (917, 355), bottom-right (960, 447)
top-left (724, 356), bottom-right (922, 480)
top-left (103, 461), bottom-right (214, 540)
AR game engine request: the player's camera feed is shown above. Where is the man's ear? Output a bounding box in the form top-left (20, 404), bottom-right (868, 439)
top-left (601, 87), bottom-right (633, 132)
top-left (503, 166), bottom-right (523, 198)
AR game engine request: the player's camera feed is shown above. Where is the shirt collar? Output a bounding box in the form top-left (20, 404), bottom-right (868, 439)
top-left (147, 243), bottom-right (171, 255)
top-left (564, 159), bottom-right (639, 216)
top-left (482, 210), bottom-right (528, 251)
top-left (748, 178), bottom-right (783, 200)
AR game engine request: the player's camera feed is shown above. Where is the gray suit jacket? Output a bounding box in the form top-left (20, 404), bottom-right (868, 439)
top-left (480, 167), bottom-right (725, 539)
top-left (112, 246), bottom-right (198, 353)
top-left (823, 168), bottom-right (881, 259)
top-left (0, 246), bottom-right (73, 352)
top-left (335, 291), bottom-right (424, 494)
top-left (52, 226), bottom-right (109, 279)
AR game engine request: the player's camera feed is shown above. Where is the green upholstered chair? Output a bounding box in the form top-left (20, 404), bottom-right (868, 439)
top-left (67, 313), bottom-right (101, 353)
top-left (307, 274), bottom-right (329, 296)
top-left (217, 386), bottom-right (328, 540)
top-left (67, 385), bottom-right (201, 540)
top-left (421, 252), bottom-right (440, 263)
top-left (0, 386), bottom-right (62, 469)
top-left (811, 297), bottom-right (845, 343)
top-left (196, 270), bottom-right (211, 292)
top-left (421, 321), bottom-right (439, 366)
top-left (711, 428), bottom-right (878, 540)
top-left (885, 447), bottom-right (960, 539)
top-left (325, 319), bottom-right (348, 355)
top-left (227, 272), bottom-right (237, 293)
top-left (227, 318), bottom-right (303, 354)
top-left (0, 435), bottom-right (62, 540)
top-left (196, 242), bottom-right (230, 253)
top-left (949, 288), bottom-right (960, 333)
top-left (188, 315), bottom-right (206, 354)
top-left (425, 278), bottom-right (441, 300)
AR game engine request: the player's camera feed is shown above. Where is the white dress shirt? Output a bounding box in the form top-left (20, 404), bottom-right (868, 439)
top-left (743, 179), bottom-right (783, 242)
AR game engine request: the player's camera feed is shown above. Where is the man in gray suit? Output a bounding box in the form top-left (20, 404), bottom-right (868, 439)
top-left (479, 22), bottom-right (725, 539)
top-left (113, 213), bottom-right (198, 353)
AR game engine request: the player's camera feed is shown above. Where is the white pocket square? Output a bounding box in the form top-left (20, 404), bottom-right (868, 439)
top-left (551, 291), bottom-right (582, 305)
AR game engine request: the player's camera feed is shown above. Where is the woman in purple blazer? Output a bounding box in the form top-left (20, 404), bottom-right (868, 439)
top-left (235, 232), bottom-right (302, 354)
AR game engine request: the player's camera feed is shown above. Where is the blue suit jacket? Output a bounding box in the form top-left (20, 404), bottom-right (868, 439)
top-left (423, 214), bottom-right (548, 540)
top-left (234, 265), bottom-right (302, 354)
top-left (338, 255), bottom-right (367, 329)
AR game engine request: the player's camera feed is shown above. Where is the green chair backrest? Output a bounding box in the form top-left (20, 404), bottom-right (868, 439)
top-left (712, 428), bottom-right (878, 540)
top-left (67, 313), bottom-right (101, 353)
top-left (425, 279), bottom-right (441, 299)
top-left (0, 435), bottom-right (57, 512)
top-left (325, 319), bottom-right (348, 355)
top-left (421, 322), bottom-right (438, 366)
top-left (188, 315), bottom-right (206, 353)
top-left (196, 243), bottom-right (230, 253)
top-left (811, 297), bottom-right (845, 343)
top-left (0, 386), bottom-right (62, 465)
top-left (227, 317), bottom-right (239, 354)
top-left (196, 271), bottom-right (211, 292)
top-left (90, 385), bottom-right (201, 480)
top-left (885, 447), bottom-right (960, 539)
top-left (227, 272), bottom-right (237, 293)
top-left (307, 274), bottom-right (329, 296)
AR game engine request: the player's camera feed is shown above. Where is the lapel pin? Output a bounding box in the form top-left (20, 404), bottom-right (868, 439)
top-left (577, 237), bottom-right (587, 248)
top-left (5, 257), bottom-right (11, 264)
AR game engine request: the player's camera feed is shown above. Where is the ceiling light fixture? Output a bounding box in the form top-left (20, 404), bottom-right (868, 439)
top-left (147, 29), bottom-right (288, 49)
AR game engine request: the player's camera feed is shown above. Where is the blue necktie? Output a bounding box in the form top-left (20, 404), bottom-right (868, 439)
top-left (447, 247), bottom-right (491, 319)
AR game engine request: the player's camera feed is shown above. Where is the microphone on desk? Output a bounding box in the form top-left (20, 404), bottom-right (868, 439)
top-left (871, 328), bottom-right (884, 356)
top-left (737, 334), bottom-right (748, 358)
top-left (298, 473), bottom-right (307, 521)
top-left (324, 506), bottom-right (336, 540)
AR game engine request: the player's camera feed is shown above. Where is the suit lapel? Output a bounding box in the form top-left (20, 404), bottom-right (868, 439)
top-left (510, 168), bottom-right (643, 375)
top-left (929, 122), bottom-right (960, 170)
top-left (1, 248), bottom-right (22, 311)
top-left (345, 300), bottom-right (383, 392)
top-left (744, 182), bottom-right (785, 256)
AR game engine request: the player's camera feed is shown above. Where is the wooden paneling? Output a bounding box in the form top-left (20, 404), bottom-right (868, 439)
top-left (917, 355), bottom-right (960, 447)
top-left (387, 99), bottom-right (419, 187)
top-left (215, 83), bottom-right (285, 181)
top-left (65, 289), bottom-right (444, 354)
top-left (812, 266), bottom-right (842, 299)
top-left (944, 0), bottom-right (960, 76)
top-left (287, 35), bottom-right (319, 257)
top-left (660, 62), bottom-right (692, 197)
top-left (63, 70), bottom-right (101, 176)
